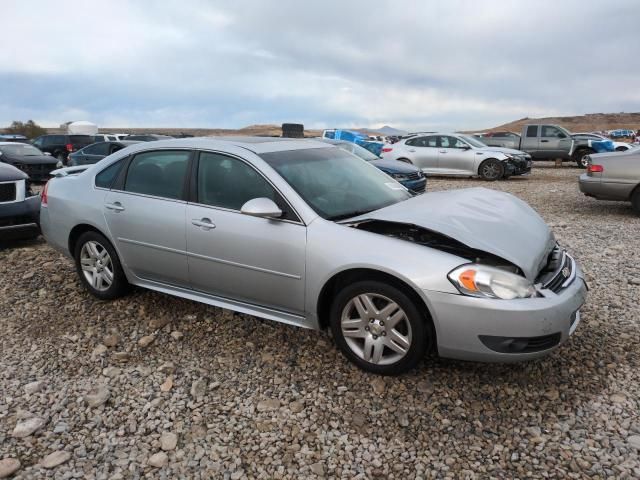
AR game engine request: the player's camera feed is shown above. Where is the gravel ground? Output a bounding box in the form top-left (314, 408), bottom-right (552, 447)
top-left (1, 163), bottom-right (639, 479)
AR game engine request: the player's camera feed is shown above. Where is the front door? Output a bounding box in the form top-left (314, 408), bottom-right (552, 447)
top-left (186, 151), bottom-right (306, 314)
top-left (103, 149), bottom-right (192, 286)
top-left (539, 125), bottom-right (572, 159)
top-left (436, 135), bottom-right (477, 174)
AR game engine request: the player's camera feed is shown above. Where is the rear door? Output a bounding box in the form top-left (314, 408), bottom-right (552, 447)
top-left (520, 125), bottom-right (540, 157)
top-left (186, 151), bottom-right (306, 313)
top-left (103, 149), bottom-right (192, 286)
top-left (406, 136), bottom-right (439, 171)
top-left (436, 135), bottom-right (476, 174)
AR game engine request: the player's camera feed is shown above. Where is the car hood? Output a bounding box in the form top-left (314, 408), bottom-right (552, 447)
top-left (369, 159), bottom-right (420, 173)
top-left (0, 162), bottom-right (28, 181)
top-left (5, 154), bottom-right (59, 165)
top-left (480, 146), bottom-right (529, 156)
top-left (352, 188), bottom-right (555, 280)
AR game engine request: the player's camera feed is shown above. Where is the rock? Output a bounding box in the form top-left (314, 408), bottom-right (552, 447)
top-left (310, 462), bottom-right (325, 476)
top-left (103, 334), bottom-right (119, 347)
top-left (102, 367), bottom-right (121, 378)
top-left (397, 412), bottom-right (409, 427)
top-left (91, 344), bottom-right (108, 359)
top-left (24, 380), bottom-right (44, 395)
top-left (138, 335), bottom-right (155, 348)
top-left (22, 271), bottom-right (34, 280)
top-left (85, 386), bottom-right (110, 407)
top-left (629, 278), bottom-right (640, 285)
top-left (257, 398), bottom-right (281, 412)
top-left (148, 452), bottom-right (168, 468)
top-left (371, 377), bottom-right (385, 395)
top-left (112, 352), bottom-right (131, 362)
top-left (544, 389), bottom-right (559, 401)
top-left (610, 393), bottom-right (627, 403)
top-left (149, 317), bottom-right (170, 330)
top-left (170, 331), bottom-right (183, 340)
top-left (628, 435), bottom-right (640, 450)
top-left (160, 432), bottom-right (178, 451)
top-left (41, 450), bottom-right (71, 469)
top-left (12, 417), bottom-right (45, 438)
top-left (289, 401), bottom-right (304, 413)
top-left (352, 413), bottom-right (366, 427)
top-left (0, 458), bottom-right (21, 478)
top-left (158, 362), bottom-right (176, 374)
top-left (160, 376), bottom-right (174, 392)
top-left (190, 379), bottom-right (207, 399)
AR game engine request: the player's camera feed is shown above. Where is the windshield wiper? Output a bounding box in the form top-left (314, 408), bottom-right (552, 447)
top-left (328, 210), bottom-right (375, 222)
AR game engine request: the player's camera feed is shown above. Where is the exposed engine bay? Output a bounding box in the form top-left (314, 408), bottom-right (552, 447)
top-left (351, 219), bottom-right (522, 274)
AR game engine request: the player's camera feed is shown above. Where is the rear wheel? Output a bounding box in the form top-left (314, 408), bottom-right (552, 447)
top-left (74, 231), bottom-right (130, 300)
top-left (330, 280), bottom-right (431, 375)
top-left (573, 148), bottom-right (595, 168)
top-left (478, 159), bottom-right (504, 181)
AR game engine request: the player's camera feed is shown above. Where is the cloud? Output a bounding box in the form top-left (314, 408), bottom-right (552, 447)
top-left (1, 0), bottom-right (638, 130)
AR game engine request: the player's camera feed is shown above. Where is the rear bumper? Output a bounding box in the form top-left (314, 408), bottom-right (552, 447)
top-left (0, 195), bottom-right (41, 240)
top-left (579, 174), bottom-right (633, 201)
top-left (426, 262), bottom-right (588, 362)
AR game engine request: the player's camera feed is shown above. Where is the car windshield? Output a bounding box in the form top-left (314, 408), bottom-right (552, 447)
top-left (337, 142), bottom-right (380, 161)
top-left (458, 135), bottom-right (489, 148)
top-left (261, 147), bottom-right (411, 221)
top-left (0, 144), bottom-right (44, 156)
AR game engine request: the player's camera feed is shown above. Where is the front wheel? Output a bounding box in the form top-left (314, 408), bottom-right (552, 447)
top-left (74, 231), bottom-right (130, 300)
top-left (330, 281), bottom-right (431, 375)
top-left (478, 159), bottom-right (505, 181)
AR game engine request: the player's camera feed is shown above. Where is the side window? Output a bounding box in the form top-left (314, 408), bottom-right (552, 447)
top-left (95, 159), bottom-right (125, 189)
top-left (124, 150), bottom-right (190, 200)
top-left (541, 125), bottom-right (563, 138)
top-left (526, 126), bottom-right (538, 138)
top-left (438, 136), bottom-right (451, 148)
top-left (93, 136), bottom-right (103, 143)
top-left (110, 144), bottom-right (125, 154)
top-left (405, 138), bottom-right (417, 146)
top-left (444, 136), bottom-right (467, 148)
top-left (108, 136), bottom-right (116, 141)
top-left (85, 143), bottom-right (110, 155)
top-left (197, 152), bottom-right (278, 211)
top-left (32, 137), bottom-right (43, 147)
top-left (42, 136), bottom-right (54, 146)
top-left (424, 136), bottom-right (438, 147)
top-left (52, 135), bottom-right (65, 144)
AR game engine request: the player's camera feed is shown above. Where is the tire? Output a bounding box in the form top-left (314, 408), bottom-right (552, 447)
top-left (631, 187), bottom-right (640, 215)
top-left (396, 158), bottom-right (413, 164)
top-left (74, 231), bottom-right (130, 300)
top-left (615, 146), bottom-right (627, 152)
top-left (573, 148), bottom-right (594, 168)
top-left (478, 158), bottom-right (505, 181)
top-left (329, 280), bottom-right (431, 375)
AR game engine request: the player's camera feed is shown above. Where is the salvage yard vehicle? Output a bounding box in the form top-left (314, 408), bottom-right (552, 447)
top-left (478, 124), bottom-right (615, 168)
top-left (381, 133), bottom-right (531, 181)
top-left (40, 137), bottom-right (587, 375)
top-left (572, 133), bottom-right (634, 152)
top-left (319, 139), bottom-right (426, 193)
top-left (30, 134), bottom-right (94, 164)
top-left (0, 142), bottom-right (62, 182)
top-left (579, 148), bottom-right (640, 213)
top-left (0, 162), bottom-right (40, 241)
top-left (68, 140), bottom-right (141, 166)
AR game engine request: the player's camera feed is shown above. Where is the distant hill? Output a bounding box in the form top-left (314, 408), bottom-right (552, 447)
top-left (481, 112), bottom-right (640, 134)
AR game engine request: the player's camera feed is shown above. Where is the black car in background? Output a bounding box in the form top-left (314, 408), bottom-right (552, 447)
top-left (0, 162), bottom-right (40, 241)
top-left (67, 140), bottom-right (141, 166)
top-left (124, 134), bottom-right (173, 141)
top-left (0, 142), bottom-right (61, 182)
top-left (30, 134), bottom-right (94, 163)
top-left (0, 134), bottom-right (29, 143)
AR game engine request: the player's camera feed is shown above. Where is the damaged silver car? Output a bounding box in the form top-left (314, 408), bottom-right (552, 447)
top-left (41, 137), bottom-right (587, 375)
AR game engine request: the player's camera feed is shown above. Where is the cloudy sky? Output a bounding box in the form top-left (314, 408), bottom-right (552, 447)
top-left (2, 0), bottom-right (639, 131)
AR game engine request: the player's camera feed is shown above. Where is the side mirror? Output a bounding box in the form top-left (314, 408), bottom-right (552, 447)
top-left (240, 197), bottom-right (283, 218)
top-left (460, 145), bottom-right (471, 150)
top-left (557, 133), bottom-right (567, 139)
top-left (44, 152), bottom-right (52, 156)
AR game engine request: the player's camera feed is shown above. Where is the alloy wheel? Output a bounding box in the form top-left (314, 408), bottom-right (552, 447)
top-left (482, 162), bottom-right (500, 180)
top-left (340, 293), bottom-right (413, 366)
top-left (80, 241), bottom-right (114, 292)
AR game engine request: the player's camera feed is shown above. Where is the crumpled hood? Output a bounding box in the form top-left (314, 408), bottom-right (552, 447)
top-left (354, 188), bottom-right (556, 280)
top-left (480, 146), bottom-right (529, 156)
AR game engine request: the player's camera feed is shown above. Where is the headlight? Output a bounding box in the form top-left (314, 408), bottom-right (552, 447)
top-left (390, 173), bottom-right (410, 181)
top-left (448, 264), bottom-right (536, 300)
top-left (56, 160), bottom-right (64, 168)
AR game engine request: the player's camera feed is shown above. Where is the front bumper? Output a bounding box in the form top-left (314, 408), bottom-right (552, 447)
top-left (402, 177), bottom-right (427, 193)
top-left (0, 194), bottom-right (41, 240)
top-left (426, 261), bottom-right (588, 362)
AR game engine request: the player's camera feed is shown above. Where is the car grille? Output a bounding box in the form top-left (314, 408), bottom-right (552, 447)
top-left (0, 182), bottom-right (17, 202)
top-left (536, 247), bottom-right (575, 293)
top-left (14, 163), bottom-right (55, 179)
top-left (405, 171), bottom-right (422, 180)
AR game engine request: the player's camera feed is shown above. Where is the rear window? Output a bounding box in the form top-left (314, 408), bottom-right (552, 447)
top-left (70, 135), bottom-right (94, 146)
top-left (95, 159), bottom-right (125, 189)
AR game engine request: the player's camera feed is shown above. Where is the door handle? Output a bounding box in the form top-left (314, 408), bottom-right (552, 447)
top-left (439, 150), bottom-right (447, 154)
top-left (407, 149), bottom-right (416, 153)
top-left (104, 202), bottom-right (124, 212)
top-left (540, 139), bottom-right (549, 143)
top-left (192, 218), bottom-right (216, 230)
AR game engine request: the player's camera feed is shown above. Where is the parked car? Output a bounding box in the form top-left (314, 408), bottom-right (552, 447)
top-left (0, 162), bottom-right (40, 240)
top-left (381, 133), bottom-right (531, 180)
top-left (322, 129), bottom-right (384, 156)
top-left (41, 137), bottom-right (587, 375)
top-left (608, 129), bottom-right (635, 139)
top-left (124, 134), bottom-right (173, 142)
top-left (68, 141), bottom-right (141, 166)
top-left (579, 148), bottom-right (640, 213)
top-left (30, 134), bottom-right (94, 163)
top-left (319, 139), bottom-right (426, 193)
top-left (0, 134), bottom-right (29, 143)
top-left (478, 124), bottom-right (615, 167)
top-left (572, 133), bottom-right (633, 152)
top-left (93, 134), bottom-right (118, 143)
top-left (0, 142), bottom-right (62, 182)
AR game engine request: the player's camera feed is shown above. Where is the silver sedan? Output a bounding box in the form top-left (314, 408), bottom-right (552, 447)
top-left (382, 133), bottom-right (532, 180)
top-left (41, 137), bottom-right (586, 374)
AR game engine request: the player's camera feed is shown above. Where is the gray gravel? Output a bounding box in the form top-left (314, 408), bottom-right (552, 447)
top-left (1, 163), bottom-right (639, 479)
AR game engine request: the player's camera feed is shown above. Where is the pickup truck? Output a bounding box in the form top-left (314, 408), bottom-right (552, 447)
top-left (478, 124), bottom-right (614, 167)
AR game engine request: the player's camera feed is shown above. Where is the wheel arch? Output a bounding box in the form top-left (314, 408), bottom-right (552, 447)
top-left (316, 268), bottom-right (436, 340)
top-left (68, 223), bottom-right (108, 257)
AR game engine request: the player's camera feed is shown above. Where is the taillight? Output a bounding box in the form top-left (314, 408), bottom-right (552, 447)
top-left (66, 143), bottom-right (73, 152)
top-left (588, 164), bottom-right (604, 173)
top-left (382, 147), bottom-right (393, 153)
top-left (41, 180), bottom-right (50, 207)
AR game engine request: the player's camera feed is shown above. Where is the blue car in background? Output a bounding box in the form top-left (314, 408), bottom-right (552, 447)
top-left (320, 138), bottom-right (426, 193)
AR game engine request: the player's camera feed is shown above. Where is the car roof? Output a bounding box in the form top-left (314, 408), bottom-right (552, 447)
top-left (119, 136), bottom-right (333, 154)
top-left (0, 141), bottom-right (32, 146)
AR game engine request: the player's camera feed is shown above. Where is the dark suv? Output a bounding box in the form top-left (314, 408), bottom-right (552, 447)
top-left (31, 134), bottom-right (94, 164)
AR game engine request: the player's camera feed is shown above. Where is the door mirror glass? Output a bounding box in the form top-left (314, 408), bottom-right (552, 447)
top-left (557, 132), bottom-right (567, 139)
top-left (240, 197), bottom-right (283, 218)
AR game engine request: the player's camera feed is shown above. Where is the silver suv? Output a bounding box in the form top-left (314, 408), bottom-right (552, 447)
top-left (382, 133), bottom-right (531, 180)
